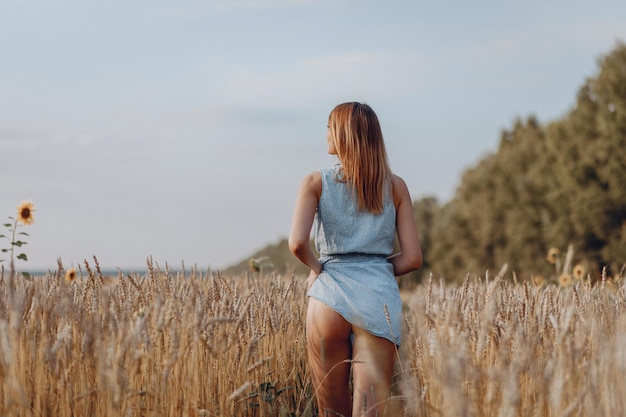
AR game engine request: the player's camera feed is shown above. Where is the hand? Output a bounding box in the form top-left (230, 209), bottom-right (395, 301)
top-left (306, 269), bottom-right (320, 292)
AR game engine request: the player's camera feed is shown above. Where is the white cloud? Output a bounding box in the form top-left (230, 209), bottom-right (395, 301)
top-left (564, 22), bottom-right (626, 46)
top-left (206, 0), bottom-right (326, 11)
top-left (216, 50), bottom-right (431, 109)
top-left (0, 131), bottom-right (103, 152)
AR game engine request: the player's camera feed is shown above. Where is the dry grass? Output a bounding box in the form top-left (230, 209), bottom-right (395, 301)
top-left (1, 258), bottom-right (310, 416)
top-left (1, 258), bottom-right (625, 416)
top-left (401, 271), bottom-right (626, 416)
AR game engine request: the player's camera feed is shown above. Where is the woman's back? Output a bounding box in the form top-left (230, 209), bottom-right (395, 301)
top-left (314, 165), bottom-right (396, 257)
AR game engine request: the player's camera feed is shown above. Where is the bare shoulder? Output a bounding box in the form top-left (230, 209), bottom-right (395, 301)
top-left (391, 174), bottom-right (408, 191)
top-left (391, 174), bottom-right (411, 208)
top-left (302, 170), bottom-right (322, 186)
top-left (300, 170), bottom-right (322, 197)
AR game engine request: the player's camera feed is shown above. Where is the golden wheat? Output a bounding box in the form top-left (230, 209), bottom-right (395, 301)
top-left (0, 259), bottom-right (311, 416)
top-left (401, 274), bottom-right (626, 416)
top-left (1, 260), bottom-right (625, 416)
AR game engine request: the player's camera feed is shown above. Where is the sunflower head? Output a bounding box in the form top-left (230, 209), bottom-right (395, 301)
top-left (16, 200), bottom-right (35, 226)
top-left (606, 278), bottom-right (616, 291)
top-left (559, 273), bottom-right (572, 287)
top-left (248, 258), bottom-right (260, 273)
top-left (573, 264), bottom-right (586, 280)
top-left (531, 275), bottom-right (545, 287)
top-left (65, 268), bottom-right (77, 283)
top-left (546, 247), bottom-right (560, 264)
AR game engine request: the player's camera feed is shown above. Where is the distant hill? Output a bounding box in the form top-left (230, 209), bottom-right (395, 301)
top-left (221, 238), bottom-right (313, 277)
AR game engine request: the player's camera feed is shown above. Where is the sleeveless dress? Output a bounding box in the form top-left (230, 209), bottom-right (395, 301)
top-left (307, 165), bottom-right (402, 345)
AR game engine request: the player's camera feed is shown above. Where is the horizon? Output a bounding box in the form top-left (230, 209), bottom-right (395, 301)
top-left (2, 1), bottom-right (626, 271)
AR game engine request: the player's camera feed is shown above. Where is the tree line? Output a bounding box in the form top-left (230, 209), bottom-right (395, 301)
top-left (412, 41), bottom-right (626, 283)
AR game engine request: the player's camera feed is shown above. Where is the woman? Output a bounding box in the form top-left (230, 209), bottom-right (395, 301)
top-left (289, 102), bottom-right (422, 416)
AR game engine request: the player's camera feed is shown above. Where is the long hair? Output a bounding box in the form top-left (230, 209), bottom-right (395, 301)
top-left (328, 102), bottom-right (392, 214)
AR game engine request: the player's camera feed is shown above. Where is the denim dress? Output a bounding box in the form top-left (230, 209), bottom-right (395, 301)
top-left (307, 165), bottom-right (402, 345)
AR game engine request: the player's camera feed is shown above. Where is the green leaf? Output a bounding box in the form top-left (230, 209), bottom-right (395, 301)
top-left (3, 223), bottom-right (12, 228)
top-left (22, 272), bottom-right (32, 279)
top-left (0, 234), bottom-right (5, 238)
top-left (1, 249), bottom-right (8, 253)
top-left (18, 232), bottom-right (29, 237)
top-left (13, 241), bottom-right (24, 247)
top-left (258, 382), bottom-right (273, 392)
top-left (275, 387), bottom-right (292, 396)
top-left (17, 253), bottom-right (28, 261)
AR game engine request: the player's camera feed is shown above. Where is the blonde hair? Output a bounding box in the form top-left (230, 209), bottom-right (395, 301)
top-left (328, 102), bottom-right (392, 214)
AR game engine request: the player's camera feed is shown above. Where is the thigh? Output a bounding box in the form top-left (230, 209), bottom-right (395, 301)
top-left (351, 327), bottom-right (398, 415)
top-left (352, 327), bottom-right (397, 380)
top-left (306, 298), bottom-right (353, 417)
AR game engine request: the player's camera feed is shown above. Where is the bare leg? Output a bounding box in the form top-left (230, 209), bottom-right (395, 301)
top-left (351, 327), bottom-right (397, 417)
top-left (306, 298), bottom-right (353, 417)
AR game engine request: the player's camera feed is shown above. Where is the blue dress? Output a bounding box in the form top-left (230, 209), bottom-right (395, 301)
top-left (308, 165), bottom-right (402, 345)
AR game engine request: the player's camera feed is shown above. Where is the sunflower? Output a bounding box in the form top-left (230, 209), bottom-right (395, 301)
top-left (531, 275), bottom-right (545, 287)
top-left (248, 258), bottom-right (260, 273)
top-left (65, 268), bottom-right (77, 283)
top-left (16, 200), bottom-right (35, 226)
top-left (606, 278), bottom-right (616, 291)
top-left (573, 264), bottom-right (585, 280)
top-left (546, 247), bottom-right (560, 264)
top-left (559, 273), bottom-right (572, 287)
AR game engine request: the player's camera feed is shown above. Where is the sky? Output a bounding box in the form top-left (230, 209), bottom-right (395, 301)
top-left (1, 0), bottom-right (625, 272)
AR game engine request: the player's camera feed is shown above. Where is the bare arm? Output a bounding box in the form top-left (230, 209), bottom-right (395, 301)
top-left (288, 171), bottom-right (323, 274)
top-left (388, 174), bottom-right (423, 276)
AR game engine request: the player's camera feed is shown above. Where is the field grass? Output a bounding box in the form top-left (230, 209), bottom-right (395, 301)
top-left (1, 258), bottom-right (625, 416)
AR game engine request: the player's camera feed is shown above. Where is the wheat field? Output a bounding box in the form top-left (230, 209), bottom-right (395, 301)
top-left (1, 258), bottom-right (625, 416)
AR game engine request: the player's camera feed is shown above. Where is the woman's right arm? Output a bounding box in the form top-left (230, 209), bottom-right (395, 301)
top-left (288, 171), bottom-right (323, 274)
top-left (388, 174), bottom-right (423, 276)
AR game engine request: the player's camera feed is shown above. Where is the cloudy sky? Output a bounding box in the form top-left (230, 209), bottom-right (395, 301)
top-left (1, 0), bottom-right (625, 272)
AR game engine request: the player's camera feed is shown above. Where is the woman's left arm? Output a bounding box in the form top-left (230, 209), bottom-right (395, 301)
top-left (388, 174), bottom-right (423, 276)
top-left (288, 171), bottom-right (323, 274)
